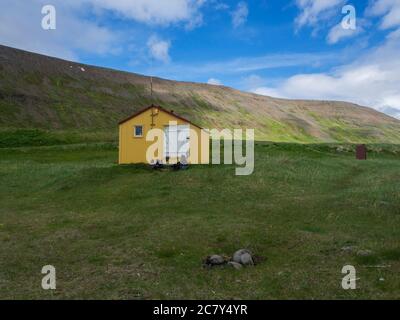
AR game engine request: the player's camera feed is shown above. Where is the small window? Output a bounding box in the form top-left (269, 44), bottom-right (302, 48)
top-left (134, 125), bottom-right (143, 137)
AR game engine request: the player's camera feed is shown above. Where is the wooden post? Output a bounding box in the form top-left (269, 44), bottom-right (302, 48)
top-left (356, 144), bottom-right (367, 160)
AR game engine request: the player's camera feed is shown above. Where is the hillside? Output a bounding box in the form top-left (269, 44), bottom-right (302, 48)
top-left (1, 44), bottom-right (400, 143)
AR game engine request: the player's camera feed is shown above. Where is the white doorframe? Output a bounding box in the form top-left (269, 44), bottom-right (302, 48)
top-left (164, 124), bottom-right (190, 161)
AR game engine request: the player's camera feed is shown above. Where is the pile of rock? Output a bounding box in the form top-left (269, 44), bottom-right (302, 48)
top-left (341, 246), bottom-right (373, 256)
top-left (203, 249), bottom-right (255, 270)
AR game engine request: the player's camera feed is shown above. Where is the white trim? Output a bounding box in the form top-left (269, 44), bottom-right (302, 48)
top-left (134, 125), bottom-right (143, 137)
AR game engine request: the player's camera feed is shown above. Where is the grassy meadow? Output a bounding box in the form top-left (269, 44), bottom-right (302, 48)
top-left (0, 142), bottom-right (400, 299)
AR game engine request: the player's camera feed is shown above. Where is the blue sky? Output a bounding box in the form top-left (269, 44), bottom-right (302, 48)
top-left (1, 0), bottom-right (400, 117)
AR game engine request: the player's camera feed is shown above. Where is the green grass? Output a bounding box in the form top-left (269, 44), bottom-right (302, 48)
top-left (0, 142), bottom-right (400, 299)
top-left (0, 129), bottom-right (118, 148)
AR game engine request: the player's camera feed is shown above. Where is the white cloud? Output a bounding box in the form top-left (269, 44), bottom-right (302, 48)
top-left (295, 0), bottom-right (345, 29)
top-left (242, 74), bottom-right (267, 89)
top-left (185, 13), bottom-right (204, 31)
top-left (387, 27), bottom-right (400, 39)
top-left (207, 78), bottom-right (222, 85)
top-left (87, 0), bottom-right (205, 27)
top-left (367, 0), bottom-right (400, 30)
top-left (147, 36), bottom-right (171, 63)
top-left (378, 104), bottom-right (400, 118)
top-left (253, 87), bottom-right (284, 98)
top-left (149, 52), bottom-right (338, 79)
top-left (327, 20), bottom-right (364, 44)
top-left (295, 0), bottom-right (365, 44)
top-left (0, 0), bottom-right (206, 62)
top-left (252, 31), bottom-right (400, 118)
top-left (0, 0), bottom-right (119, 61)
top-left (214, 2), bottom-right (230, 11)
top-left (231, 2), bottom-right (249, 28)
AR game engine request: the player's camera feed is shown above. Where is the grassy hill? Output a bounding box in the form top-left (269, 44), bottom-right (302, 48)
top-left (1, 45), bottom-right (400, 299)
top-left (1, 44), bottom-right (400, 145)
top-left (1, 142), bottom-right (400, 299)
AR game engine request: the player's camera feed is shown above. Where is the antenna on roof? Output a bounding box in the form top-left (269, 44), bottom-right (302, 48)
top-left (150, 55), bottom-right (154, 103)
top-left (150, 75), bottom-right (153, 99)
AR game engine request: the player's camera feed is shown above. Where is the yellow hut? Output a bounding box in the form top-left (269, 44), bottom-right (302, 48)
top-left (118, 105), bottom-right (209, 164)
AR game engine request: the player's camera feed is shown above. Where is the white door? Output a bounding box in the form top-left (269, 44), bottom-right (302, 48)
top-left (164, 125), bottom-right (190, 160)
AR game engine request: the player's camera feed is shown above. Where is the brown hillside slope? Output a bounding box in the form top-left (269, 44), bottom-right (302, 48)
top-left (0, 44), bottom-right (399, 143)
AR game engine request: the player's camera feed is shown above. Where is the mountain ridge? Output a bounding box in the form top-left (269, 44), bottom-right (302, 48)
top-left (1, 44), bottom-right (399, 143)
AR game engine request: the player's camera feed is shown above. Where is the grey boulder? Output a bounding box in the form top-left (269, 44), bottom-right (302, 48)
top-left (227, 261), bottom-right (243, 270)
top-left (341, 246), bottom-right (356, 253)
top-left (208, 255), bottom-right (225, 265)
top-left (233, 249), bottom-right (254, 266)
top-left (357, 249), bottom-right (373, 256)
